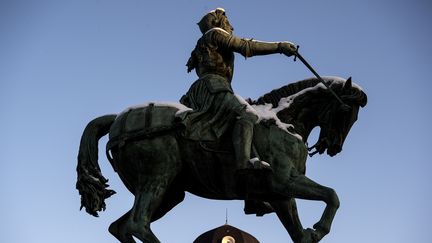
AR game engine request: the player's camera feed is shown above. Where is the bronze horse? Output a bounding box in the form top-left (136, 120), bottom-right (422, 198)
top-left (76, 77), bottom-right (367, 243)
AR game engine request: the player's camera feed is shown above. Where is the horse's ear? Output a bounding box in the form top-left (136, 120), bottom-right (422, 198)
top-left (343, 77), bottom-right (352, 91)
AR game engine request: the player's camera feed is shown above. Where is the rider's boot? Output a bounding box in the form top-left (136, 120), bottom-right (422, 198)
top-left (232, 118), bottom-right (271, 172)
top-left (244, 200), bottom-right (274, 216)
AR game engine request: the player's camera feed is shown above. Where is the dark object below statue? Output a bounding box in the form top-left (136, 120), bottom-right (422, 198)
top-left (76, 77), bottom-right (367, 243)
top-left (193, 224), bottom-right (260, 243)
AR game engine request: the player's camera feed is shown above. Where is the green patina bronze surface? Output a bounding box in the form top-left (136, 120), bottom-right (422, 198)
top-left (76, 8), bottom-right (367, 243)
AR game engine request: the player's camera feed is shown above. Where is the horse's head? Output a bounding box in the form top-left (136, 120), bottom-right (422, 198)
top-left (308, 77), bottom-right (367, 157)
top-left (252, 76), bottom-right (367, 157)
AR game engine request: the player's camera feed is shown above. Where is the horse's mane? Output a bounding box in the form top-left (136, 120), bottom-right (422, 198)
top-left (251, 77), bottom-right (367, 108)
top-left (252, 77), bottom-right (321, 107)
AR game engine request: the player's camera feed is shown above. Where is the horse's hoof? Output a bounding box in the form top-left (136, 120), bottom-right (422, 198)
top-left (300, 228), bottom-right (320, 243)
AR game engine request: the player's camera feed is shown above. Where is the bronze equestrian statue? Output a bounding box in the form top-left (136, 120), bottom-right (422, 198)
top-left (76, 8), bottom-right (367, 243)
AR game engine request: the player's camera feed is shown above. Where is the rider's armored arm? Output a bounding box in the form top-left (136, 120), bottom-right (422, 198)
top-left (209, 28), bottom-right (289, 58)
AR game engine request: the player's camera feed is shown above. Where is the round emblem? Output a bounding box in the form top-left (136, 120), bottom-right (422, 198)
top-left (221, 235), bottom-right (235, 243)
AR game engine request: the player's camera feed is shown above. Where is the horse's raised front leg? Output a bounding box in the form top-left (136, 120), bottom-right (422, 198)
top-left (271, 199), bottom-right (305, 243)
top-left (276, 174), bottom-right (340, 242)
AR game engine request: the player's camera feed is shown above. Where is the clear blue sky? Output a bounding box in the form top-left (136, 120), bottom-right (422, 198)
top-left (1, 1), bottom-right (431, 242)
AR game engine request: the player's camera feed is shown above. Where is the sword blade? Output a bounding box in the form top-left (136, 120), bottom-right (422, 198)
top-left (295, 52), bottom-right (347, 107)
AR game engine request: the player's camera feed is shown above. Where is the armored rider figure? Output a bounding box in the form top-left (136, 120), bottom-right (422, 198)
top-left (180, 8), bottom-right (297, 174)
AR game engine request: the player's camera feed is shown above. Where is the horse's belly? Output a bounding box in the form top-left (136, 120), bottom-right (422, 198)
top-left (179, 138), bottom-right (238, 200)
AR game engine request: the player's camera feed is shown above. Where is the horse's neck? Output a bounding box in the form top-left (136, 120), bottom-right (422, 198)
top-left (254, 122), bottom-right (307, 174)
top-left (277, 102), bottom-right (322, 143)
top-left (253, 77), bottom-right (340, 142)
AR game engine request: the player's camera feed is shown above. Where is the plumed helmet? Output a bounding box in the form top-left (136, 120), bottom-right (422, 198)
top-left (197, 8), bottom-right (227, 34)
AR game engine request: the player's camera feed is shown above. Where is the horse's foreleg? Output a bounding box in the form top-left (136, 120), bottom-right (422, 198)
top-left (271, 199), bottom-right (305, 243)
top-left (285, 174), bottom-right (340, 242)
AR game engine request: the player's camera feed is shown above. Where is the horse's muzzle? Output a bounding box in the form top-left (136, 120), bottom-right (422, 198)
top-left (327, 144), bottom-right (342, 157)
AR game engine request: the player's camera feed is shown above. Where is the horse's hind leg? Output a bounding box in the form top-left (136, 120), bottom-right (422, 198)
top-left (108, 178), bottom-right (171, 243)
top-left (109, 210), bottom-right (135, 243)
top-left (151, 186), bottom-right (185, 222)
top-left (124, 137), bottom-right (180, 243)
top-left (127, 180), bottom-right (169, 243)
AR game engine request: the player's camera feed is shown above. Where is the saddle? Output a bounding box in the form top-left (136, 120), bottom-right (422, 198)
top-left (108, 102), bottom-right (236, 151)
top-left (107, 103), bottom-right (189, 150)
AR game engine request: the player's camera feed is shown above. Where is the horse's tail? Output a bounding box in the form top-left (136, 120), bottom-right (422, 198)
top-left (76, 114), bottom-right (117, 217)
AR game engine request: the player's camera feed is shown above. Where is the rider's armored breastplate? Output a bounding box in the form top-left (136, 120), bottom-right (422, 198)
top-left (193, 33), bottom-right (235, 82)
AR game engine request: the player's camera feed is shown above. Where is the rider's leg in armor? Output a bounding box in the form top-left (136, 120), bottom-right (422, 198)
top-left (233, 112), bottom-right (274, 216)
top-left (232, 111), bottom-right (271, 171)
